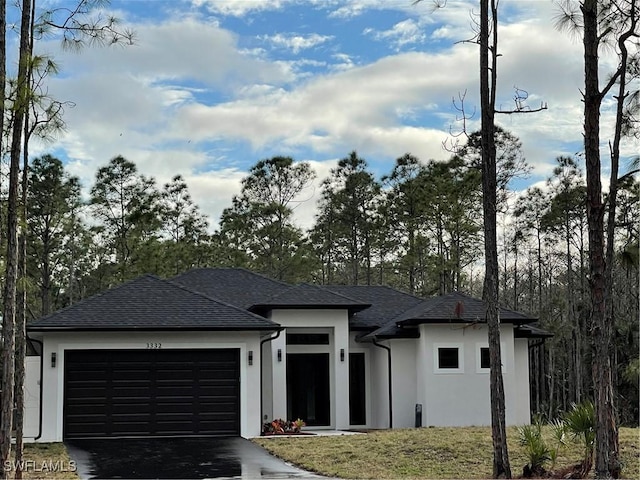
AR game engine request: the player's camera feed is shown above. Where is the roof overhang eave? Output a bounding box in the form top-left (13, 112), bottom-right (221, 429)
top-left (249, 304), bottom-right (370, 314)
top-left (397, 317), bottom-right (534, 327)
top-left (26, 325), bottom-right (284, 333)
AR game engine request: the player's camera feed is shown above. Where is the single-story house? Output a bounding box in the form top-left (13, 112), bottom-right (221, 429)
top-left (23, 268), bottom-right (549, 441)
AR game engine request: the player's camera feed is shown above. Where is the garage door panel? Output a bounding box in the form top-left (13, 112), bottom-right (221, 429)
top-left (64, 349), bottom-right (240, 438)
top-left (199, 384), bottom-right (237, 395)
top-left (68, 422), bottom-right (109, 436)
top-left (156, 403), bottom-right (194, 414)
top-left (112, 371), bottom-right (153, 381)
top-left (66, 388), bottom-right (109, 399)
top-left (111, 403), bottom-right (150, 414)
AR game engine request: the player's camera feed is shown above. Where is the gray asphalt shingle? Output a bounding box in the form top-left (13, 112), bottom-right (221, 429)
top-left (171, 268), bottom-right (289, 309)
top-left (28, 268), bottom-right (542, 339)
top-left (321, 285), bottom-right (424, 329)
top-left (394, 291), bottom-right (534, 325)
top-left (251, 283), bottom-right (370, 312)
top-left (28, 275), bottom-right (280, 331)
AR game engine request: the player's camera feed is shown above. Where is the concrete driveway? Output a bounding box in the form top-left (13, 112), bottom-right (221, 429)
top-left (65, 437), bottom-right (325, 479)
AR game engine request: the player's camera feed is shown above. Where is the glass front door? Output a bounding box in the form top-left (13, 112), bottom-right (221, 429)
top-left (286, 353), bottom-right (330, 426)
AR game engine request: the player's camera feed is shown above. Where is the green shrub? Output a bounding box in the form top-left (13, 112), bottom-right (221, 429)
top-left (517, 422), bottom-right (550, 476)
top-left (563, 401), bottom-right (595, 463)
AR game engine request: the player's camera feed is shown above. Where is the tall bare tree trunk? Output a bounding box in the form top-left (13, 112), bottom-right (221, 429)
top-left (15, 4), bottom-right (37, 477)
top-left (0, 0), bottom-right (8, 475)
top-left (583, 0), bottom-right (621, 477)
top-left (597, 0), bottom-right (636, 474)
top-left (1, 1), bottom-right (32, 475)
top-left (480, 0), bottom-right (511, 477)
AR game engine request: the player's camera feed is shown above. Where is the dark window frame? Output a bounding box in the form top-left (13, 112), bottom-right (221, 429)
top-left (480, 347), bottom-right (490, 369)
top-left (286, 333), bottom-right (330, 345)
top-left (437, 347), bottom-right (460, 370)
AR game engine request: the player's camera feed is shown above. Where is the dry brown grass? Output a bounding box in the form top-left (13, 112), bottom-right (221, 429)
top-left (254, 426), bottom-right (640, 479)
top-left (7, 444), bottom-right (79, 479)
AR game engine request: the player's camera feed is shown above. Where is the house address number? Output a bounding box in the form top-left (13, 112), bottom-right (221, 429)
top-left (146, 342), bottom-right (162, 349)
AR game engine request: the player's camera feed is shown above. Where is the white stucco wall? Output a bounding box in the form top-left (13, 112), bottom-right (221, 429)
top-left (260, 338), bottom-right (274, 427)
top-left (369, 341), bottom-right (390, 429)
top-left (267, 309), bottom-right (350, 429)
top-left (24, 356), bottom-right (41, 439)
top-left (514, 338), bottom-right (531, 424)
top-left (28, 330), bottom-right (264, 442)
top-left (416, 323), bottom-right (528, 427)
top-left (390, 339), bottom-right (418, 428)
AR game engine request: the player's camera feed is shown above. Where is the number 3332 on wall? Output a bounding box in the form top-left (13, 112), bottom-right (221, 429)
top-left (146, 342), bottom-right (162, 349)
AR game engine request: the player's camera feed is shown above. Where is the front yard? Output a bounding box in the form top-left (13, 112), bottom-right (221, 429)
top-left (254, 426), bottom-right (640, 479)
top-left (5, 427), bottom-right (638, 479)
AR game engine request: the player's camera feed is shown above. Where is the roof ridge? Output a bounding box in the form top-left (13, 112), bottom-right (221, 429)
top-left (391, 294), bottom-right (448, 323)
top-left (304, 283), bottom-right (367, 304)
top-left (31, 274), bottom-right (161, 323)
top-left (322, 284), bottom-right (424, 301)
top-left (256, 282), bottom-right (363, 305)
top-left (445, 290), bottom-right (535, 319)
top-left (165, 278), bottom-right (280, 325)
top-left (174, 267), bottom-right (292, 289)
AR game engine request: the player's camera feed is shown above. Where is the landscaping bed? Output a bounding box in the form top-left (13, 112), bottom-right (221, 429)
top-left (253, 426), bottom-right (640, 479)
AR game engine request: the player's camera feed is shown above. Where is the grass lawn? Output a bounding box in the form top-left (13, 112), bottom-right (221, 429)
top-left (254, 426), bottom-right (640, 479)
top-left (6, 444), bottom-right (79, 479)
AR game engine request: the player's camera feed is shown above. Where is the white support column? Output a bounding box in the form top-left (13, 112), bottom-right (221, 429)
top-left (271, 332), bottom-right (287, 421)
top-left (334, 321), bottom-right (350, 430)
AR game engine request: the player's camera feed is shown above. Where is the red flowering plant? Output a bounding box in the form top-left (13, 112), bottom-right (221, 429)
top-left (261, 418), bottom-right (306, 435)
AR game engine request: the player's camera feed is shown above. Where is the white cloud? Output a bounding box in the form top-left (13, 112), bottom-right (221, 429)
top-left (261, 33), bottom-right (334, 54)
top-left (191, 0), bottom-right (293, 17)
top-left (40, 18), bottom-right (294, 90)
top-left (30, 0), bottom-right (632, 234)
top-left (364, 19), bottom-right (427, 50)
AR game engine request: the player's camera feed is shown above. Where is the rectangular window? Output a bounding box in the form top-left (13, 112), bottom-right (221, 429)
top-left (434, 345), bottom-right (464, 373)
top-left (480, 347), bottom-right (490, 369)
top-left (476, 343), bottom-right (506, 373)
top-left (349, 352), bottom-right (366, 425)
top-left (438, 347), bottom-right (459, 369)
top-left (286, 333), bottom-right (330, 345)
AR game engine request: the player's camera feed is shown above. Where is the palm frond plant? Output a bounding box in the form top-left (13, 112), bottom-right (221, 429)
top-left (518, 422), bottom-right (550, 477)
top-left (548, 418), bottom-right (567, 470)
top-left (563, 401), bottom-right (596, 477)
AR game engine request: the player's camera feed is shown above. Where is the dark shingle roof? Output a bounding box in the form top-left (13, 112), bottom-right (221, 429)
top-left (322, 285), bottom-right (423, 329)
top-left (360, 319), bottom-right (419, 340)
top-left (514, 323), bottom-right (553, 339)
top-left (394, 291), bottom-right (534, 326)
top-left (250, 283), bottom-right (370, 313)
top-left (359, 291), bottom-right (538, 341)
top-left (171, 268), bottom-right (290, 309)
top-left (27, 275), bottom-right (280, 332)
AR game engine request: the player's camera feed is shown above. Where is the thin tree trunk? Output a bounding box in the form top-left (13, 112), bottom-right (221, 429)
top-left (600, 2), bottom-right (635, 475)
top-left (1, 0), bottom-right (31, 475)
top-left (15, 4), bottom-right (35, 469)
top-left (583, 1), bottom-right (620, 477)
top-left (548, 349), bottom-right (555, 419)
top-left (480, 0), bottom-right (510, 477)
top-left (0, 0), bottom-right (7, 470)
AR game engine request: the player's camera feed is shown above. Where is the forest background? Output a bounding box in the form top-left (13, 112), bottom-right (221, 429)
top-left (22, 141), bottom-right (640, 427)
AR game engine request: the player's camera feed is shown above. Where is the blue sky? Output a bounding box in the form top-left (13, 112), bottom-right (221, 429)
top-left (24, 0), bottom-right (636, 229)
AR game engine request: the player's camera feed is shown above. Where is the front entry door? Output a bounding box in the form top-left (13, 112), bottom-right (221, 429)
top-left (286, 353), bottom-right (330, 426)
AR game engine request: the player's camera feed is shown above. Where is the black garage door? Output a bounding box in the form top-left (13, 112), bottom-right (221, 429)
top-left (64, 349), bottom-right (240, 439)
